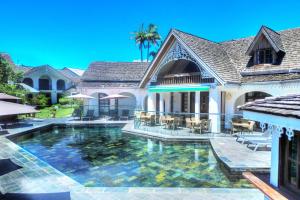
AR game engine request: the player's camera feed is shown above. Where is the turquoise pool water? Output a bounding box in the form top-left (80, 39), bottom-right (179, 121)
top-left (15, 125), bottom-right (251, 188)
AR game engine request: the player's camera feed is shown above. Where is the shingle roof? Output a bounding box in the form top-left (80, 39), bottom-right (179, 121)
top-left (262, 26), bottom-right (285, 52)
top-left (226, 27), bottom-right (300, 81)
top-left (172, 29), bottom-right (240, 83)
top-left (169, 26), bottom-right (300, 83)
top-left (81, 62), bottom-right (149, 82)
top-left (239, 94), bottom-right (300, 119)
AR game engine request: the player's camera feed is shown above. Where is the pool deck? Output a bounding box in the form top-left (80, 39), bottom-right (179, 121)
top-left (0, 118), bottom-right (267, 199)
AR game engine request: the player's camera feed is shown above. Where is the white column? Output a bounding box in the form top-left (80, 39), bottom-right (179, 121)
top-left (270, 128), bottom-right (280, 187)
top-left (159, 93), bottom-right (164, 115)
top-left (209, 88), bottom-right (221, 133)
top-left (165, 93), bottom-right (171, 114)
top-left (51, 79), bottom-right (57, 104)
top-left (195, 91), bottom-right (201, 118)
top-left (33, 78), bottom-right (39, 90)
top-left (147, 92), bottom-right (156, 113)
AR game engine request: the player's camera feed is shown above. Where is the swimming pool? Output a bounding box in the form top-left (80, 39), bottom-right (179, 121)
top-left (14, 125), bottom-right (251, 188)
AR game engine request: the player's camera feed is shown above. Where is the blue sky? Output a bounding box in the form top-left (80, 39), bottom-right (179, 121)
top-left (1, 0), bottom-right (300, 69)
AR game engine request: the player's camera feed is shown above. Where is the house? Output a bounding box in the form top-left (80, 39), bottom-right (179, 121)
top-left (240, 94), bottom-right (300, 199)
top-left (139, 25), bottom-right (300, 132)
top-left (0, 53), bottom-right (85, 104)
top-left (16, 65), bottom-right (84, 104)
top-left (78, 61), bottom-right (149, 117)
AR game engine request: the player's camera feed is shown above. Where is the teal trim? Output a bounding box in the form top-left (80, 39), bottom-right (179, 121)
top-left (148, 85), bottom-right (210, 93)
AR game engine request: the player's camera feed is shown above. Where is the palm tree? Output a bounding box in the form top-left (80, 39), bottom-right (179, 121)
top-left (145, 24), bottom-right (161, 61)
top-left (132, 24), bottom-right (147, 62)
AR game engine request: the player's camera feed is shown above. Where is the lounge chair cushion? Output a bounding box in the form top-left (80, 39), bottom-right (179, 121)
top-left (1, 192), bottom-right (71, 200)
top-left (0, 159), bottom-right (22, 176)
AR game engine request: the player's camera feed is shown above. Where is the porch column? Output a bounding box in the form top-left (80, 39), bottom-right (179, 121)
top-left (165, 93), bottom-right (171, 114)
top-left (209, 88), bottom-right (221, 133)
top-left (270, 127), bottom-right (281, 187)
top-left (147, 92), bottom-right (156, 113)
top-left (195, 91), bottom-right (201, 118)
top-left (33, 78), bottom-right (39, 90)
top-left (159, 93), bottom-right (164, 115)
top-left (51, 78), bottom-right (57, 104)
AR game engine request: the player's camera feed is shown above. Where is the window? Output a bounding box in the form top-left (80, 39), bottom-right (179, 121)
top-left (256, 48), bottom-right (273, 64)
top-left (281, 133), bottom-right (300, 195)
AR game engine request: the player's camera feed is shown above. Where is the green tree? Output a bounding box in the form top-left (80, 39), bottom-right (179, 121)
top-left (30, 94), bottom-right (49, 107)
top-left (145, 24), bottom-right (161, 62)
top-left (132, 24), bottom-right (147, 61)
top-left (0, 56), bottom-right (23, 84)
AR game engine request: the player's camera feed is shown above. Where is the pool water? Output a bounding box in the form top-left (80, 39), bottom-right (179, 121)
top-left (15, 125), bottom-right (251, 188)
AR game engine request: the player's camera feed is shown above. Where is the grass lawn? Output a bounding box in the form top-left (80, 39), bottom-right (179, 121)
top-left (35, 106), bottom-right (75, 118)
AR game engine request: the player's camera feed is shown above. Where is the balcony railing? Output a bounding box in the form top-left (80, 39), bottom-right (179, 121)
top-left (152, 72), bottom-right (215, 86)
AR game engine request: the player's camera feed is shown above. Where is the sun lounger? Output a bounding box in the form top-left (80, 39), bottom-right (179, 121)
top-left (0, 192), bottom-right (71, 200)
top-left (236, 132), bottom-right (269, 143)
top-left (238, 132), bottom-right (271, 144)
top-left (0, 159), bottom-right (22, 176)
top-left (247, 139), bottom-right (272, 151)
top-left (82, 110), bottom-right (95, 121)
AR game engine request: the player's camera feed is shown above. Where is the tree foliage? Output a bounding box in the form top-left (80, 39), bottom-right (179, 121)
top-left (132, 23), bottom-right (161, 62)
top-left (0, 56), bottom-right (23, 84)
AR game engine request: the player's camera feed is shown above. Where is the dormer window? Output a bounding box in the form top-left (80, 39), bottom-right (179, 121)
top-left (256, 48), bottom-right (273, 64)
top-left (246, 26), bottom-right (285, 67)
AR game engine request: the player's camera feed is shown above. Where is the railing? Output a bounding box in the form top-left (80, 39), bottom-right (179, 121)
top-left (152, 73), bottom-right (215, 86)
top-left (133, 110), bottom-right (255, 136)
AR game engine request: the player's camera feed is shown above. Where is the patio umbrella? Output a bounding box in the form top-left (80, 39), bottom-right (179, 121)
top-left (67, 93), bottom-right (95, 120)
top-left (100, 94), bottom-right (129, 119)
top-left (66, 93), bottom-right (94, 99)
top-left (0, 101), bottom-right (38, 117)
top-left (0, 93), bottom-right (21, 100)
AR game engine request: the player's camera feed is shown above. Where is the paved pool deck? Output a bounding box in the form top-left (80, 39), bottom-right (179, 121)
top-left (0, 118), bottom-right (266, 199)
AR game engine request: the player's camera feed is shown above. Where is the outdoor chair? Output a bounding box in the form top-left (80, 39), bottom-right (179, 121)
top-left (120, 109), bottom-right (130, 120)
top-left (238, 133), bottom-right (271, 144)
top-left (192, 119), bottom-right (211, 134)
top-left (82, 109), bottom-right (95, 121)
top-left (171, 117), bottom-right (181, 130)
top-left (145, 115), bottom-right (156, 126)
top-left (231, 119), bottom-right (255, 135)
top-left (246, 138), bottom-right (272, 151)
top-left (72, 108), bottom-right (81, 120)
top-left (185, 118), bottom-right (193, 132)
top-left (160, 115), bottom-right (167, 127)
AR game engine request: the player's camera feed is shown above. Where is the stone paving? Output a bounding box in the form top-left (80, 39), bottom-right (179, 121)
top-left (210, 137), bottom-right (271, 173)
top-left (0, 119), bottom-right (266, 199)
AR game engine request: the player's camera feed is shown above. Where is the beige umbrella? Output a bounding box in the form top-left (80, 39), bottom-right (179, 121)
top-left (100, 94), bottom-right (129, 119)
top-left (0, 101), bottom-right (38, 117)
top-left (67, 93), bottom-right (95, 120)
top-left (67, 93), bottom-right (94, 99)
top-left (0, 93), bottom-right (21, 100)
top-left (99, 94), bottom-right (129, 100)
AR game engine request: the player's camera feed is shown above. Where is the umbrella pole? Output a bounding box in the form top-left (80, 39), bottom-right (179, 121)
top-left (116, 98), bottom-right (119, 120)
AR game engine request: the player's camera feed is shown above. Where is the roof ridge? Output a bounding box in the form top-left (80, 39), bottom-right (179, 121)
top-left (172, 28), bottom-right (219, 44)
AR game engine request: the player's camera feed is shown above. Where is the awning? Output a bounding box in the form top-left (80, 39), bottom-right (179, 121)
top-left (148, 85), bottom-right (210, 93)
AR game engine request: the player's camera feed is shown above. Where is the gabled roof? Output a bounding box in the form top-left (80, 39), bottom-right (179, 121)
top-left (79, 62), bottom-right (149, 88)
top-left (245, 26), bottom-right (285, 55)
top-left (141, 26), bottom-right (300, 86)
top-left (172, 29), bottom-right (240, 83)
top-left (239, 94), bottom-right (300, 119)
top-left (23, 65), bottom-right (72, 81)
top-left (62, 67), bottom-right (85, 77)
